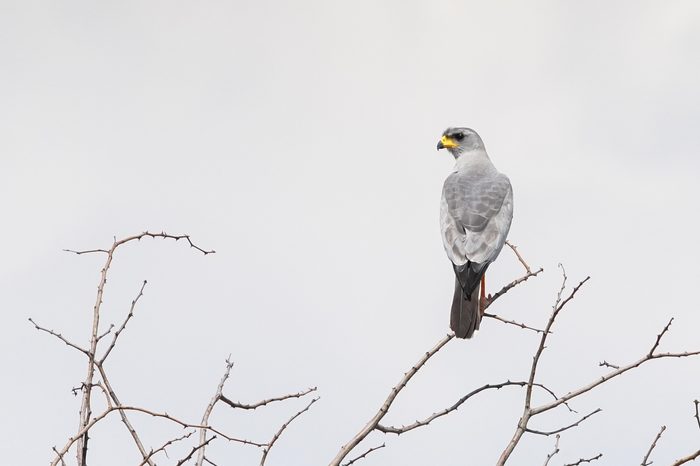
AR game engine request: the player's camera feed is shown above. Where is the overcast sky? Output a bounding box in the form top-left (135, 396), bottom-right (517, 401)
top-left (2, 1), bottom-right (699, 465)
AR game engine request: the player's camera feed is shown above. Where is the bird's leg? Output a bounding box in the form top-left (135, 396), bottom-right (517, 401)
top-left (479, 276), bottom-right (486, 315)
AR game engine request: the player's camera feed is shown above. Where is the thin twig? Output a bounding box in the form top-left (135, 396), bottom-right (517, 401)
top-left (51, 405), bottom-right (265, 466)
top-left (95, 324), bottom-right (114, 343)
top-left (195, 358), bottom-right (234, 466)
top-left (641, 425), bottom-right (666, 466)
top-left (598, 360), bottom-right (619, 370)
top-left (52, 447), bottom-right (66, 466)
top-left (693, 400), bottom-right (699, 432)
top-left (526, 409), bottom-right (602, 436)
top-left (177, 436), bottom-right (217, 466)
top-left (671, 449), bottom-right (700, 466)
top-left (506, 240), bottom-right (532, 274)
top-left (138, 432), bottom-right (194, 466)
top-left (96, 363), bottom-right (153, 465)
top-left (497, 268), bottom-right (590, 465)
top-left (486, 267), bottom-right (544, 305)
top-left (99, 280), bottom-right (147, 364)
top-left (28, 318), bottom-right (89, 355)
top-left (221, 387), bottom-right (318, 410)
top-left (483, 312), bottom-right (548, 334)
top-left (66, 232), bottom-right (213, 465)
top-left (542, 434), bottom-right (560, 466)
top-left (330, 247), bottom-right (542, 465)
top-left (341, 443), bottom-right (386, 466)
top-left (377, 381), bottom-right (529, 434)
top-left (649, 318), bottom-right (674, 356)
top-left (564, 453), bottom-right (603, 466)
top-left (329, 333), bottom-right (453, 465)
top-left (260, 397), bottom-right (319, 466)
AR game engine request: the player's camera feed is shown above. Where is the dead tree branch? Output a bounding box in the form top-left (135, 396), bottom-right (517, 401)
top-left (495, 263), bottom-right (700, 465)
top-left (195, 358), bottom-right (234, 466)
top-left (564, 453), bottom-right (603, 466)
top-left (220, 387), bottom-right (318, 410)
top-left (260, 397), bottom-right (319, 466)
top-left (329, 244), bottom-right (542, 465)
top-left (542, 434), bottom-right (560, 466)
top-left (138, 432), bottom-right (194, 466)
top-left (51, 404), bottom-right (266, 465)
top-left (641, 425), bottom-right (666, 466)
top-left (40, 232), bottom-right (215, 466)
top-left (28, 318), bottom-right (88, 355)
top-left (178, 436), bottom-right (217, 466)
top-left (341, 443), bottom-right (386, 466)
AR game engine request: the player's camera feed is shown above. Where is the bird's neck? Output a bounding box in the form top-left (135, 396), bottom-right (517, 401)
top-left (453, 149), bottom-right (493, 172)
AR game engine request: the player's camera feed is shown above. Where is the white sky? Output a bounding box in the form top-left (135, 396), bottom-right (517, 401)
top-left (1, 1), bottom-right (699, 465)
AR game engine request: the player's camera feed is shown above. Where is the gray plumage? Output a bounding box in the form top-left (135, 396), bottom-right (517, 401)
top-left (438, 128), bottom-right (513, 338)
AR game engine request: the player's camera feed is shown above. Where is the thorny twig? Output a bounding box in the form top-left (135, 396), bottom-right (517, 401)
top-left (260, 397), bottom-right (319, 466)
top-left (178, 436), bottom-right (217, 466)
top-left (138, 432), bottom-right (194, 466)
top-left (341, 443), bottom-right (386, 466)
top-left (329, 243), bottom-right (542, 465)
top-left (195, 358), bottom-right (234, 466)
top-left (542, 434), bottom-right (560, 466)
top-left (563, 453), bottom-right (603, 466)
top-left (641, 425), bottom-right (666, 466)
top-left (221, 387), bottom-right (318, 410)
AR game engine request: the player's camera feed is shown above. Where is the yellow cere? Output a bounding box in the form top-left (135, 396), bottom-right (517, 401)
top-left (440, 135), bottom-right (458, 148)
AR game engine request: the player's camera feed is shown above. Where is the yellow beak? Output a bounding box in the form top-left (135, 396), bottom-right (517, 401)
top-left (437, 135), bottom-right (458, 150)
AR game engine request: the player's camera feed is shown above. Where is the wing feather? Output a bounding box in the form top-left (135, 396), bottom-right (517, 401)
top-left (440, 172), bottom-right (513, 267)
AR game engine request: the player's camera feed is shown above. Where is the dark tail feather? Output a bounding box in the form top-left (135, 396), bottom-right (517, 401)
top-left (450, 277), bottom-right (481, 338)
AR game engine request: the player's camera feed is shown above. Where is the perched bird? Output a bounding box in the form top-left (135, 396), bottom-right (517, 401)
top-left (437, 128), bottom-right (513, 338)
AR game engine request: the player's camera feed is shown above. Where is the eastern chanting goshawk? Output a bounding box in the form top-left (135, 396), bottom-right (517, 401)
top-left (437, 128), bottom-right (513, 338)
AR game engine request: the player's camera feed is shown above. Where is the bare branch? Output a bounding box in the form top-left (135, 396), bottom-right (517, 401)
top-left (497, 270), bottom-right (591, 465)
top-left (331, 246), bottom-right (542, 465)
top-left (341, 444), bottom-right (386, 466)
top-left (195, 358), bottom-right (234, 466)
top-left (506, 240), bottom-right (532, 274)
top-left (671, 449), bottom-right (700, 466)
top-left (598, 360), bottom-right (619, 370)
top-left (221, 387), bottom-right (318, 410)
top-left (63, 248), bottom-right (109, 255)
top-left (641, 425), bottom-right (666, 466)
top-left (260, 397), bottom-right (319, 466)
top-left (531, 350), bottom-right (700, 416)
top-left (52, 405), bottom-right (265, 466)
top-left (68, 232), bottom-right (213, 465)
top-left (52, 447), bottom-right (66, 466)
top-left (95, 324), bottom-right (114, 343)
top-left (649, 318), bottom-right (674, 356)
top-left (178, 436), bottom-right (217, 466)
top-left (138, 432), bottom-right (194, 466)
top-left (377, 381), bottom-right (529, 434)
top-left (483, 312), bottom-right (548, 334)
top-left (486, 267), bottom-right (544, 306)
top-left (99, 280), bottom-right (147, 364)
top-left (542, 434), bottom-right (560, 466)
top-left (96, 363), bottom-right (153, 465)
top-left (563, 453), bottom-right (603, 466)
top-left (668, 400), bottom-right (700, 466)
top-left (525, 409), bottom-right (601, 436)
top-left (329, 333), bottom-right (453, 465)
top-left (28, 318), bottom-right (88, 355)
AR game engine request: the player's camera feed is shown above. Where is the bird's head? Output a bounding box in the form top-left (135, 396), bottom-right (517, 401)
top-left (437, 127), bottom-right (484, 157)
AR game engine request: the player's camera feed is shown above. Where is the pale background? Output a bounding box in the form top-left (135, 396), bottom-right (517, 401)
top-left (1, 1), bottom-right (699, 465)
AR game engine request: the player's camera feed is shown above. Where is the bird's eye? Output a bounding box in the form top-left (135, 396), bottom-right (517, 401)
top-left (453, 133), bottom-right (465, 141)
